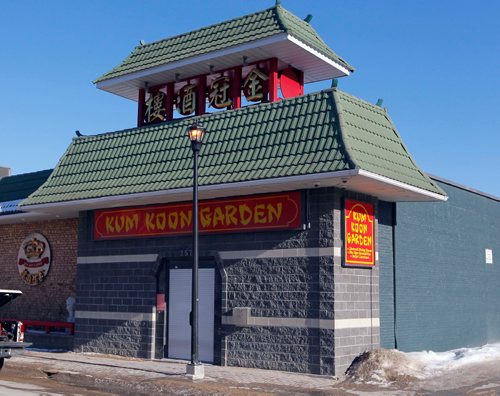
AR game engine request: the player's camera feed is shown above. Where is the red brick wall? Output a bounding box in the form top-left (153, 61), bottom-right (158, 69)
top-left (0, 218), bottom-right (78, 321)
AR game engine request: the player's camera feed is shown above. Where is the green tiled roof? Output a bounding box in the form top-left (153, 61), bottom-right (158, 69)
top-left (21, 89), bottom-right (443, 207)
top-left (0, 169), bottom-right (52, 202)
top-left (332, 90), bottom-right (441, 194)
top-left (94, 5), bottom-right (353, 84)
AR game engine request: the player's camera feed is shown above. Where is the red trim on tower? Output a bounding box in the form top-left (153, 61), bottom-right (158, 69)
top-left (137, 88), bottom-right (146, 127)
top-left (232, 66), bottom-right (242, 109)
top-left (196, 76), bottom-right (206, 115)
top-left (297, 69), bottom-right (304, 96)
top-left (269, 58), bottom-right (278, 102)
top-left (166, 82), bottom-right (174, 121)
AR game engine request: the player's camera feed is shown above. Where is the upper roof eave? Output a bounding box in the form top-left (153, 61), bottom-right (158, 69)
top-left (95, 34), bottom-right (352, 101)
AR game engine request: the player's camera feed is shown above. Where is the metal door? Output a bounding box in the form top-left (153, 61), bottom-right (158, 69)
top-left (167, 268), bottom-right (214, 362)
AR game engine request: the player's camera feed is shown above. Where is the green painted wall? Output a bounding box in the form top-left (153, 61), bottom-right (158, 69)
top-left (392, 179), bottom-right (500, 352)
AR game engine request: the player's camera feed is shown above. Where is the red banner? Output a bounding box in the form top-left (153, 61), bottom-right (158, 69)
top-left (94, 192), bottom-right (301, 240)
top-left (18, 257), bottom-right (49, 268)
top-left (344, 199), bottom-right (375, 267)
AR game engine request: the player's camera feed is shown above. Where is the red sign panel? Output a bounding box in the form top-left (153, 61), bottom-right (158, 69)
top-left (344, 199), bottom-right (375, 267)
top-left (94, 192), bottom-right (302, 240)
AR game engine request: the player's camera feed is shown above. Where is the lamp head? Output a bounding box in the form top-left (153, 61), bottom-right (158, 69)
top-left (187, 123), bottom-right (206, 143)
top-left (187, 123), bottom-right (206, 152)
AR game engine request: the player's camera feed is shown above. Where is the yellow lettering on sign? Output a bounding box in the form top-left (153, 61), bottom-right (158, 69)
top-left (239, 205), bottom-right (253, 226)
top-left (97, 194), bottom-right (297, 238)
top-left (351, 222), bottom-right (368, 234)
top-left (212, 207), bottom-right (225, 227)
top-left (254, 204), bottom-right (266, 224)
top-left (156, 213), bottom-right (166, 231)
top-left (105, 216), bottom-right (115, 233)
top-left (200, 207), bottom-right (212, 228)
top-left (225, 205), bottom-right (238, 225)
top-left (180, 210), bottom-right (192, 229)
top-left (347, 233), bottom-right (373, 247)
top-left (115, 216), bottom-right (126, 232)
top-left (353, 212), bottom-right (367, 222)
top-left (146, 213), bottom-right (156, 231)
top-left (168, 212), bottom-right (178, 230)
top-left (267, 203), bottom-right (282, 222)
top-left (125, 214), bottom-right (139, 232)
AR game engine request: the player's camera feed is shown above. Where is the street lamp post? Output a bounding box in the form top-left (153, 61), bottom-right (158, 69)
top-left (186, 123), bottom-right (206, 380)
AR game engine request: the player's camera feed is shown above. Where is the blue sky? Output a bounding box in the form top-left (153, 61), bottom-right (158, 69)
top-left (0, 0), bottom-right (499, 196)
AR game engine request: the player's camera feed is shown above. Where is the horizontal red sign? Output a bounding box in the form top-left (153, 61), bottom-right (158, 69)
top-left (94, 192), bottom-right (302, 240)
top-left (344, 199), bottom-right (375, 267)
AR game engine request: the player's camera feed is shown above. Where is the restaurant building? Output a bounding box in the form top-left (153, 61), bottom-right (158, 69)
top-left (14, 3), bottom-right (498, 376)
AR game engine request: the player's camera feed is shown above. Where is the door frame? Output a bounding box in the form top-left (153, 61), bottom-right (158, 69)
top-left (155, 250), bottom-right (225, 365)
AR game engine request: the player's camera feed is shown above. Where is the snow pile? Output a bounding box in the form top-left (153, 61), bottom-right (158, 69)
top-left (407, 343), bottom-right (500, 377)
top-left (345, 349), bottom-right (424, 385)
top-left (345, 343), bottom-right (500, 384)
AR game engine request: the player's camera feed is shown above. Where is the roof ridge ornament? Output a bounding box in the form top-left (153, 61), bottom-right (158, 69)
top-left (304, 14), bottom-right (313, 23)
top-left (275, 0), bottom-right (282, 6)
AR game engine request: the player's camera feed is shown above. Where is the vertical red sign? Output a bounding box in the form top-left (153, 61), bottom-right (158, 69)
top-left (344, 199), bottom-right (375, 267)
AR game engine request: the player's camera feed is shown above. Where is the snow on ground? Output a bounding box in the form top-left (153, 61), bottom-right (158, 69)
top-left (345, 343), bottom-right (500, 385)
top-left (406, 343), bottom-right (500, 378)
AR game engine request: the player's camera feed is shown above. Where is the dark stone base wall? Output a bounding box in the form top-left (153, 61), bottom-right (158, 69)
top-left (223, 326), bottom-right (327, 374)
top-left (74, 318), bottom-right (154, 358)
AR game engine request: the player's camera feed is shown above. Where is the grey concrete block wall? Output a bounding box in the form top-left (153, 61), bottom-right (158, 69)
top-left (73, 260), bottom-right (157, 358)
top-left (218, 187), bottom-right (337, 375)
top-left (332, 192), bottom-right (380, 375)
top-left (394, 179), bottom-right (500, 352)
top-left (74, 187), bottom-right (381, 375)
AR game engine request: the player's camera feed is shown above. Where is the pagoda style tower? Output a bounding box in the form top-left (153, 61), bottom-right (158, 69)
top-left (94, 3), bottom-right (354, 126)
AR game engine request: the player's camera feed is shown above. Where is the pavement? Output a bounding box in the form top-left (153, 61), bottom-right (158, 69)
top-left (7, 349), bottom-right (500, 395)
top-left (12, 349), bottom-right (344, 395)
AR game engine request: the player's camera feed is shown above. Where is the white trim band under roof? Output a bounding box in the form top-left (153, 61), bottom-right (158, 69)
top-left (358, 169), bottom-right (448, 202)
top-left (286, 35), bottom-right (351, 76)
top-left (20, 170), bottom-right (357, 211)
top-left (96, 34), bottom-right (289, 89)
top-left (20, 168), bottom-right (446, 213)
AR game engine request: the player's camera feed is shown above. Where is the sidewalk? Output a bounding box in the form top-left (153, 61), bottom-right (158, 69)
top-left (14, 349), bottom-right (342, 395)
